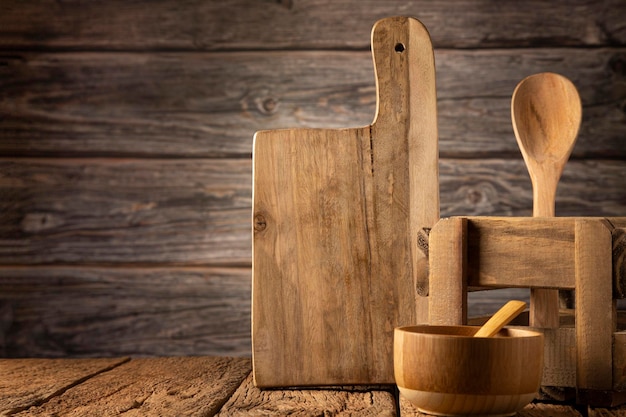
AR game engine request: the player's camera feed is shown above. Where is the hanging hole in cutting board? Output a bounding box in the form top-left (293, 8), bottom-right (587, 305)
top-left (395, 42), bottom-right (405, 53)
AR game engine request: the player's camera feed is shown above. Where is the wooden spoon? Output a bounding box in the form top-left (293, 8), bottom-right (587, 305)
top-left (474, 300), bottom-right (527, 338)
top-left (511, 72), bottom-right (582, 328)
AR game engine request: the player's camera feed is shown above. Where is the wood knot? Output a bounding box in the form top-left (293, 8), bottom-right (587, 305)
top-left (257, 97), bottom-right (279, 115)
top-left (20, 212), bottom-right (63, 233)
top-left (417, 227), bottom-right (430, 257)
top-left (466, 189), bottom-right (484, 205)
top-left (254, 214), bottom-right (267, 231)
top-left (416, 278), bottom-right (429, 297)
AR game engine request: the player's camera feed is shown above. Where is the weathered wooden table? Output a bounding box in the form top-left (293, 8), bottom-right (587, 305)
top-left (1, 356), bottom-right (625, 416)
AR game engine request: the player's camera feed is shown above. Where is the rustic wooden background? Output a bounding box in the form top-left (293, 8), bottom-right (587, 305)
top-left (0, 1), bottom-right (624, 358)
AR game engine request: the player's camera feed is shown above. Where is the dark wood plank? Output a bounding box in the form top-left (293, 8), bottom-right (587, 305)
top-left (435, 49), bottom-right (626, 159)
top-left (0, 51), bottom-right (373, 158)
top-left (217, 373), bottom-right (396, 416)
top-left (1, 158), bottom-right (624, 265)
top-left (0, 0), bottom-right (623, 50)
top-left (0, 357), bottom-right (128, 415)
top-left (1, 49), bottom-right (624, 158)
top-left (0, 267), bottom-right (251, 357)
top-left (0, 158), bottom-right (251, 265)
top-left (441, 159), bottom-right (626, 218)
top-left (10, 357), bottom-right (251, 416)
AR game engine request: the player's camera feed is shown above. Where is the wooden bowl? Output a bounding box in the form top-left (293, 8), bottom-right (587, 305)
top-left (394, 325), bottom-right (544, 416)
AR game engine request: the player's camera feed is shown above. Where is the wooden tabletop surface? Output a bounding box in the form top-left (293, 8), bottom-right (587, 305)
top-left (1, 356), bottom-right (625, 416)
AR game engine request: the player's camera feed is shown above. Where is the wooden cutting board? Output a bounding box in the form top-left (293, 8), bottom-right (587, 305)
top-left (252, 16), bottom-right (439, 387)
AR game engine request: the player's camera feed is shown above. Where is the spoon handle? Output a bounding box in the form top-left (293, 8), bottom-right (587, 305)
top-left (473, 300), bottom-right (527, 338)
top-left (531, 171), bottom-right (560, 327)
top-left (532, 172), bottom-right (559, 217)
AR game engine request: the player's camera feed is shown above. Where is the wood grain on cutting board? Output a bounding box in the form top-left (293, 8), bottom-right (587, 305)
top-left (252, 16), bottom-right (439, 387)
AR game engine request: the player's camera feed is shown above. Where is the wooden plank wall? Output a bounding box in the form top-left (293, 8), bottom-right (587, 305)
top-left (0, 1), bottom-right (624, 358)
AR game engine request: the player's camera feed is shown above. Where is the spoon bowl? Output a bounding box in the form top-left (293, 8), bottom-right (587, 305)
top-left (512, 72), bottom-right (581, 169)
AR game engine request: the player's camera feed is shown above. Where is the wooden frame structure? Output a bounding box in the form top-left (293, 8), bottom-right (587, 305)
top-left (427, 216), bottom-right (626, 406)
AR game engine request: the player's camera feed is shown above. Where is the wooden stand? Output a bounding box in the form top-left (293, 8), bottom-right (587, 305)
top-left (427, 216), bottom-right (626, 407)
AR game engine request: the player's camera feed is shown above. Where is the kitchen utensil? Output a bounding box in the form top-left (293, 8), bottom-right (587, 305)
top-left (252, 16), bottom-right (439, 387)
top-left (394, 324), bottom-right (543, 416)
top-left (512, 72), bottom-right (582, 328)
top-left (473, 300), bottom-right (526, 337)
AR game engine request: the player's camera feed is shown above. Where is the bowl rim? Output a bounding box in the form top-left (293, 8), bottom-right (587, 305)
top-left (395, 324), bottom-right (543, 339)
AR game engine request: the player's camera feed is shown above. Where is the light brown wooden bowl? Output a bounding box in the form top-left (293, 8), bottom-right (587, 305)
top-left (394, 325), bottom-right (544, 416)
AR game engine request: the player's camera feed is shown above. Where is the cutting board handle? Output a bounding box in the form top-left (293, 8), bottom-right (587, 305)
top-left (371, 17), bottom-right (437, 131)
top-left (370, 16), bottom-right (440, 298)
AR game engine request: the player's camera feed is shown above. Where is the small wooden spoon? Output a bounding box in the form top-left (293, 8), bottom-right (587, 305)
top-left (474, 300), bottom-right (527, 338)
top-left (511, 72), bottom-right (582, 328)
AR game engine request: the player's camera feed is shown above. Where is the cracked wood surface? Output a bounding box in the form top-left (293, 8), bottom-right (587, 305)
top-left (1, 357), bottom-right (250, 416)
top-left (2, 357), bottom-right (626, 416)
top-left (217, 373), bottom-right (397, 416)
top-left (0, 357), bottom-right (128, 416)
